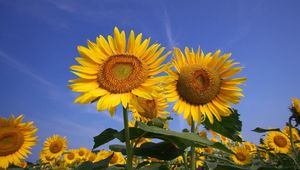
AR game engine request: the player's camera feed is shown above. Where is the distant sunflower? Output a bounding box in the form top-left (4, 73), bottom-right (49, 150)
top-left (243, 141), bottom-right (257, 155)
top-left (231, 146), bottom-right (252, 166)
top-left (40, 152), bottom-right (55, 165)
top-left (131, 92), bottom-right (169, 122)
top-left (69, 27), bottom-right (170, 115)
top-left (0, 115), bottom-right (38, 169)
top-left (76, 147), bottom-right (89, 161)
top-left (265, 131), bottom-right (291, 154)
top-left (42, 135), bottom-right (68, 159)
top-left (63, 150), bottom-right (77, 165)
top-left (292, 98), bottom-right (300, 114)
top-left (166, 47), bottom-right (246, 124)
top-left (109, 152), bottom-right (125, 166)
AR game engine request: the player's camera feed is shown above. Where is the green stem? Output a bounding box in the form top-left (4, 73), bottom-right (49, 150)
top-left (288, 117), bottom-right (300, 169)
top-left (182, 152), bottom-right (189, 170)
top-left (123, 106), bottom-right (133, 170)
top-left (190, 119), bottom-right (196, 170)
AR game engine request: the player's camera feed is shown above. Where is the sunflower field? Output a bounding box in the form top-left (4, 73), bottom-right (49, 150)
top-left (1, 27), bottom-right (300, 170)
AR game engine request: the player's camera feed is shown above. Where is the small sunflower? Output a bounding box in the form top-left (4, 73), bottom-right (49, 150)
top-left (69, 27), bottom-right (170, 115)
top-left (166, 47), bottom-right (246, 124)
top-left (94, 150), bottom-right (111, 162)
top-left (292, 98), bottom-right (300, 114)
top-left (131, 92), bottom-right (169, 122)
top-left (42, 135), bottom-right (68, 159)
top-left (265, 131), bottom-right (291, 154)
top-left (76, 147), bottom-right (89, 161)
top-left (231, 146), bottom-right (252, 166)
top-left (0, 115), bottom-right (38, 169)
top-left (243, 141), bottom-right (257, 155)
top-left (63, 150), bottom-right (77, 165)
top-left (40, 152), bottom-right (55, 165)
top-left (195, 148), bottom-right (206, 168)
top-left (109, 152), bottom-right (125, 166)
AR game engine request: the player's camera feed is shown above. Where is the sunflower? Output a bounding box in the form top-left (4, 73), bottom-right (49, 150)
top-left (131, 92), bottom-right (169, 123)
top-left (0, 115), bottom-right (38, 169)
top-left (40, 152), bottom-right (55, 165)
top-left (265, 131), bottom-right (291, 154)
top-left (166, 47), bottom-right (246, 124)
top-left (231, 146), bottom-right (252, 166)
top-left (292, 98), bottom-right (300, 114)
top-left (283, 126), bottom-right (300, 148)
top-left (63, 150), bottom-right (77, 165)
top-left (109, 152), bottom-right (125, 166)
top-left (69, 27), bottom-right (170, 115)
top-left (195, 148), bottom-right (206, 168)
top-left (42, 135), bottom-right (68, 159)
top-left (76, 147), bottom-right (89, 161)
top-left (243, 141), bottom-right (257, 155)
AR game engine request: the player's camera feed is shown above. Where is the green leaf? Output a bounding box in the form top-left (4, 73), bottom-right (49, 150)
top-left (252, 127), bottom-right (281, 133)
top-left (134, 141), bottom-right (185, 160)
top-left (75, 154), bottom-right (113, 170)
top-left (137, 122), bottom-right (233, 154)
top-left (93, 128), bottom-right (119, 149)
top-left (136, 161), bottom-right (151, 169)
top-left (203, 108), bottom-right (242, 142)
top-left (109, 144), bottom-right (126, 154)
top-left (138, 163), bottom-right (169, 170)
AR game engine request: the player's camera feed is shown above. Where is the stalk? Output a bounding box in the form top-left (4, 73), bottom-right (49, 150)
top-left (190, 119), bottom-right (196, 170)
top-left (123, 106), bottom-right (133, 170)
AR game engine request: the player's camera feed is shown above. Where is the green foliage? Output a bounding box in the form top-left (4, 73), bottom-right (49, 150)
top-left (203, 108), bottom-right (242, 142)
top-left (93, 128), bottom-right (119, 149)
top-left (252, 127), bottom-right (280, 133)
top-left (75, 154), bottom-right (113, 170)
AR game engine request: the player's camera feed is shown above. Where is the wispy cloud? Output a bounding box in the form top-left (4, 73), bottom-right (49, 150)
top-left (83, 104), bottom-right (123, 123)
top-left (54, 118), bottom-right (99, 137)
top-left (0, 50), bottom-right (56, 88)
top-left (163, 10), bottom-right (178, 48)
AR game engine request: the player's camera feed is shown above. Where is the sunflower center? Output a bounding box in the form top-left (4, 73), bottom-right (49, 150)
top-left (177, 66), bottom-right (221, 105)
top-left (274, 135), bottom-right (287, 147)
top-left (0, 128), bottom-right (24, 156)
top-left (98, 55), bottom-right (147, 93)
top-left (79, 150), bottom-right (85, 156)
top-left (236, 152), bottom-right (246, 161)
top-left (50, 141), bottom-right (63, 153)
top-left (137, 97), bottom-right (157, 119)
top-left (67, 153), bottom-right (75, 160)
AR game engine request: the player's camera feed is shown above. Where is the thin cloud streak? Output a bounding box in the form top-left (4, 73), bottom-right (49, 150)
top-left (163, 10), bottom-right (178, 48)
top-left (0, 50), bottom-right (56, 88)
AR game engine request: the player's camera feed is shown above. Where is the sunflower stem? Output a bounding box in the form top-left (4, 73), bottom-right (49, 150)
top-left (123, 106), bottom-right (133, 170)
top-left (190, 119), bottom-right (196, 170)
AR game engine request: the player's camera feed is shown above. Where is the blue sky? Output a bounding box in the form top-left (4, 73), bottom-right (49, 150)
top-left (0, 0), bottom-right (300, 161)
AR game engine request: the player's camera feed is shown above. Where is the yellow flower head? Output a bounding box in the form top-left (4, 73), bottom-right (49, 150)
top-left (131, 92), bottom-right (169, 123)
top-left (40, 152), bottom-right (55, 165)
top-left (166, 47), bottom-right (246, 124)
top-left (265, 131), bottom-right (291, 154)
top-left (63, 150), bottom-right (77, 165)
top-left (109, 152), bottom-right (125, 166)
top-left (0, 115), bottom-right (38, 169)
top-left (292, 98), bottom-right (300, 114)
top-left (42, 135), bottom-right (68, 159)
top-left (69, 27), bottom-right (171, 116)
top-left (231, 146), bottom-right (252, 166)
top-left (76, 147), bottom-right (89, 161)
top-left (243, 141), bottom-right (257, 154)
